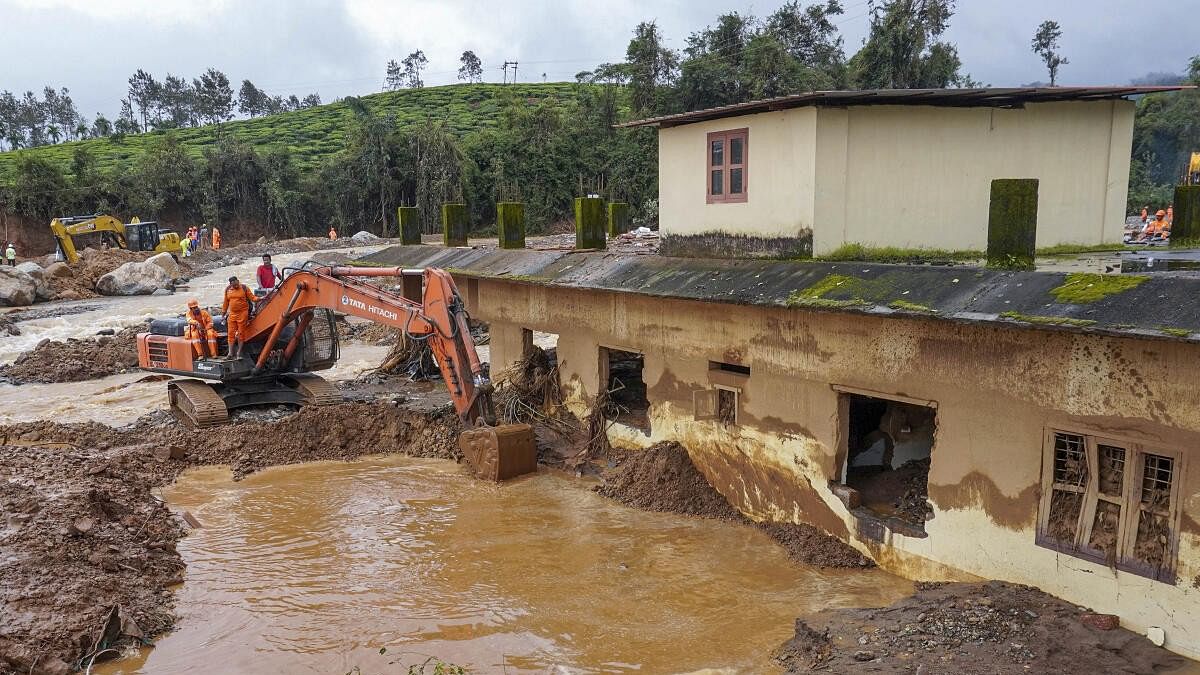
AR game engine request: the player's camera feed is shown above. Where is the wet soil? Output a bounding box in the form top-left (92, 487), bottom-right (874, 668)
top-left (774, 580), bottom-right (1185, 674)
top-left (0, 402), bottom-right (461, 674)
top-left (596, 441), bottom-right (873, 568)
top-left (852, 458), bottom-right (933, 527)
top-left (50, 249), bottom-right (159, 300)
top-left (0, 325), bottom-right (144, 384)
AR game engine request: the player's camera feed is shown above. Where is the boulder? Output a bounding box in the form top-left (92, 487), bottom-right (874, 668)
top-left (45, 262), bottom-right (73, 279)
top-left (151, 288), bottom-right (173, 296)
top-left (0, 267), bottom-right (37, 306)
top-left (145, 251), bottom-right (182, 278)
top-left (95, 261), bottom-right (173, 296)
top-left (54, 289), bottom-right (83, 301)
top-left (15, 262), bottom-right (53, 301)
top-left (351, 230), bottom-right (381, 243)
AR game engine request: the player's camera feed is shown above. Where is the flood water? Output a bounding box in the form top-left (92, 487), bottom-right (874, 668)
top-left (99, 456), bottom-right (912, 674)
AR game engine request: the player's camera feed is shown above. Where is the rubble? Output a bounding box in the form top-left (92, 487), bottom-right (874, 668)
top-left (774, 581), bottom-right (1184, 674)
top-left (0, 325), bottom-right (145, 384)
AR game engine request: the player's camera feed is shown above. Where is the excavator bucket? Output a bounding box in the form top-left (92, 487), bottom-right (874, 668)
top-left (458, 424), bottom-right (537, 481)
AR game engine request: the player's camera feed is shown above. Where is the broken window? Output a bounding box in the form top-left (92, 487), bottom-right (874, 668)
top-left (599, 347), bottom-right (649, 433)
top-left (839, 393), bottom-right (937, 533)
top-left (1037, 431), bottom-right (1181, 583)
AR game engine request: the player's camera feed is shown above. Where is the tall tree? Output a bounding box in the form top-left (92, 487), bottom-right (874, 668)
top-left (237, 79), bottom-right (266, 117)
top-left (301, 93), bottom-right (322, 108)
top-left (127, 69), bottom-right (158, 131)
top-left (160, 74), bottom-right (194, 127)
top-left (851, 0), bottom-right (960, 88)
top-left (402, 50), bottom-right (428, 88)
top-left (767, 1), bottom-right (846, 84)
top-left (458, 50), bottom-right (483, 83)
top-left (384, 59), bottom-right (404, 91)
top-left (1031, 20), bottom-right (1069, 86)
top-left (625, 21), bottom-right (678, 115)
top-left (676, 12), bottom-right (755, 110)
top-left (91, 113), bottom-right (112, 138)
top-left (194, 68), bottom-right (234, 125)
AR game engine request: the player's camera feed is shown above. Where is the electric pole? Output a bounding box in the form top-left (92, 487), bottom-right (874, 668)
top-left (502, 61), bottom-right (518, 84)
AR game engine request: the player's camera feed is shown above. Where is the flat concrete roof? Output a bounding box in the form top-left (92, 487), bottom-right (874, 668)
top-left (358, 245), bottom-right (1200, 344)
top-left (618, 86), bottom-right (1193, 128)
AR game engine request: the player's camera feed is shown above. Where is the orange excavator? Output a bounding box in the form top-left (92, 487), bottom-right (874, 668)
top-left (135, 264), bottom-right (535, 481)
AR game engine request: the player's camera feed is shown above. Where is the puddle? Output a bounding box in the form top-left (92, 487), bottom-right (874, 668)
top-left (97, 456), bottom-right (912, 674)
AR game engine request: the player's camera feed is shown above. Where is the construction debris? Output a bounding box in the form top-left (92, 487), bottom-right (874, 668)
top-left (0, 324), bottom-right (145, 384)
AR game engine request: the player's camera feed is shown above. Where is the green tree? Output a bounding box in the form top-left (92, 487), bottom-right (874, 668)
top-left (458, 51), bottom-right (483, 83)
top-left (850, 0), bottom-right (960, 88)
top-left (766, 0), bottom-right (847, 85)
top-left (385, 59), bottom-right (404, 91)
top-left (402, 50), bottom-right (429, 88)
top-left (625, 21), bottom-right (678, 115)
top-left (127, 69), bottom-right (158, 131)
top-left (9, 155), bottom-right (68, 221)
top-left (193, 68), bottom-right (234, 125)
top-left (1031, 20), bottom-right (1069, 86)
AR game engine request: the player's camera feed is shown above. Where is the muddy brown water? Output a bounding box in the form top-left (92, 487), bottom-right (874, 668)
top-left (96, 456), bottom-right (911, 674)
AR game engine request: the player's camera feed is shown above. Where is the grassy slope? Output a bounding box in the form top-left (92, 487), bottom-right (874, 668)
top-left (0, 82), bottom-right (593, 179)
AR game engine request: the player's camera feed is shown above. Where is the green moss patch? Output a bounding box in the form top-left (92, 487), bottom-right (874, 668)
top-left (788, 272), bottom-right (939, 311)
top-left (1049, 273), bottom-right (1148, 304)
top-left (817, 243), bottom-right (981, 263)
top-left (1157, 327), bottom-right (1192, 338)
top-left (889, 300), bottom-right (936, 313)
top-left (999, 311), bottom-right (1096, 327)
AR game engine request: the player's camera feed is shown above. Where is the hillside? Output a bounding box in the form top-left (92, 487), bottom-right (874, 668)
top-left (0, 82), bottom-right (600, 179)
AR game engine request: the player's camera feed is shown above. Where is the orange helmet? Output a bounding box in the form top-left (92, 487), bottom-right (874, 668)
top-left (1156, 210), bottom-right (1167, 217)
top-left (187, 298), bottom-right (200, 309)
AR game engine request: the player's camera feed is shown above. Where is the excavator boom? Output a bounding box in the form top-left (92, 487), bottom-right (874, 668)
top-left (137, 264), bottom-right (536, 481)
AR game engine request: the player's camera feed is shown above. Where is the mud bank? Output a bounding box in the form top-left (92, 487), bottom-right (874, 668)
top-left (0, 325), bottom-right (143, 384)
top-left (0, 402), bottom-right (461, 674)
top-left (774, 580), bottom-right (1184, 674)
top-left (596, 441), bottom-right (873, 568)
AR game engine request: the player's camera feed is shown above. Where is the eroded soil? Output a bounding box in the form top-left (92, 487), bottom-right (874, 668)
top-left (0, 402), bottom-right (460, 674)
top-left (0, 325), bottom-right (143, 384)
top-left (774, 580), bottom-right (1184, 674)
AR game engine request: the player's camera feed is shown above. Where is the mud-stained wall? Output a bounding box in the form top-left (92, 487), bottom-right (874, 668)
top-left (475, 278), bottom-right (1200, 660)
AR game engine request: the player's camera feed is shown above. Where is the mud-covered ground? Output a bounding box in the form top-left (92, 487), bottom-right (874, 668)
top-left (773, 580), bottom-right (1184, 674)
top-left (0, 402), bottom-right (460, 675)
top-left (595, 441), bottom-right (873, 568)
top-left (0, 325), bottom-right (144, 384)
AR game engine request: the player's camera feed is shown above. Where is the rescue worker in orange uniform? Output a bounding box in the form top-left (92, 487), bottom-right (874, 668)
top-left (1142, 210), bottom-right (1168, 240)
top-left (222, 276), bottom-right (255, 359)
top-left (184, 299), bottom-right (218, 358)
top-left (328, 226), bottom-right (337, 240)
top-left (211, 225), bottom-right (222, 250)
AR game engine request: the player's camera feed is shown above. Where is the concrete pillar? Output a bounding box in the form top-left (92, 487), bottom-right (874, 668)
top-left (574, 197), bottom-right (606, 250)
top-left (607, 202), bottom-right (631, 237)
top-left (488, 321), bottom-right (529, 378)
top-left (1170, 185), bottom-right (1200, 248)
top-left (442, 203), bottom-right (468, 247)
top-left (398, 206), bottom-right (421, 245)
top-left (986, 178), bottom-right (1039, 270)
top-left (496, 202), bottom-right (525, 249)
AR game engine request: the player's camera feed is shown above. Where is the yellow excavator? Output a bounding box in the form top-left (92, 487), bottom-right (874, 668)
top-left (1186, 152), bottom-right (1200, 186)
top-left (49, 214), bottom-right (183, 264)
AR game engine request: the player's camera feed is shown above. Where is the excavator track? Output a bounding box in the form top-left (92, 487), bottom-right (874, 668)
top-left (168, 379), bottom-right (229, 429)
top-left (282, 373), bottom-right (342, 406)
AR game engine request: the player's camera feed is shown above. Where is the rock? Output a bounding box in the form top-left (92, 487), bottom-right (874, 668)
top-left (0, 266), bottom-right (37, 306)
top-left (151, 288), bottom-right (174, 296)
top-left (854, 650), bottom-right (875, 662)
top-left (70, 516), bottom-right (96, 535)
top-left (15, 262), bottom-right (53, 301)
top-left (96, 328), bottom-right (116, 336)
top-left (45, 261), bottom-right (73, 278)
top-left (1147, 626), bottom-right (1166, 646)
top-left (95, 261), bottom-right (173, 296)
top-left (53, 289), bottom-right (83, 301)
top-left (256, 236), bottom-right (268, 244)
top-left (145, 251), bottom-right (182, 277)
top-left (351, 230), bottom-right (381, 243)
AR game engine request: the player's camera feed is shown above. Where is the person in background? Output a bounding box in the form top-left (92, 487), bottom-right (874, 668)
top-left (1142, 210), bottom-right (1169, 240)
top-left (1167, 203), bottom-right (1174, 225)
top-left (256, 254), bottom-right (282, 290)
top-left (180, 235), bottom-right (191, 257)
top-left (184, 298), bottom-right (218, 358)
top-left (222, 275), bottom-right (255, 359)
top-left (212, 225), bottom-right (222, 250)
top-left (4, 242), bottom-right (15, 266)
top-left (328, 226), bottom-right (338, 240)
top-left (1141, 205), bottom-right (1149, 224)
top-left (199, 224), bottom-right (209, 250)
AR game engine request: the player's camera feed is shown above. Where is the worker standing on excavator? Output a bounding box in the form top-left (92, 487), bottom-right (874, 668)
top-left (222, 276), bottom-right (255, 359)
top-left (184, 299), bottom-right (218, 358)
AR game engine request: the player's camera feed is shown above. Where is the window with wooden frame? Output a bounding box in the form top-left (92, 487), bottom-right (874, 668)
top-left (1037, 430), bottom-right (1183, 583)
top-left (694, 384), bottom-right (741, 426)
top-left (706, 129), bottom-right (748, 204)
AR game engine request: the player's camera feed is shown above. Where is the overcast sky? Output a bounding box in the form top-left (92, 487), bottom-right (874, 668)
top-left (1, 0), bottom-right (1194, 121)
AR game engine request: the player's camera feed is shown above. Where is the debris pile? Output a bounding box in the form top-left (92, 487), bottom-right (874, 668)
top-left (50, 248), bottom-right (157, 300)
top-left (0, 325), bottom-right (144, 384)
top-left (774, 580), bottom-right (1184, 674)
top-left (495, 346), bottom-right (561, 424)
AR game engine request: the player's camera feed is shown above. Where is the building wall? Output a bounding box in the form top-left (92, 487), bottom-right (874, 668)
top-left (657, 109), bottom-right (817, 259)
top-left (821, 100), bottom-right (1134, 254)
top-left (656, 100), bottom-right (1135, 258)
top-left (475, 278), bottom-right (1200, 660)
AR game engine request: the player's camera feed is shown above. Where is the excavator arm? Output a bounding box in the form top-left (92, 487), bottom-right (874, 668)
top-left (243, 265), bottom-right (495, 427)
top-left (50, 215), bottom-right (130, 264)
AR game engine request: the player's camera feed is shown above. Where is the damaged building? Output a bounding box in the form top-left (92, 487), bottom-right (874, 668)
top-left (364, 86), bottom-right (1200, 660)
